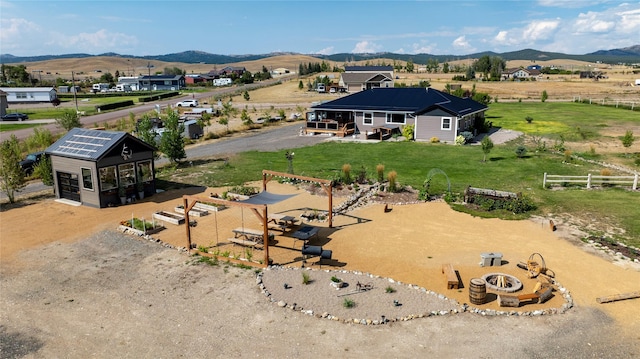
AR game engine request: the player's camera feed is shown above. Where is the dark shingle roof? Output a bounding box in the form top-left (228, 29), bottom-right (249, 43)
top-left (311, 88), bottom-right (487, 116)
top-left (344, 66), bottom-right (394, 72)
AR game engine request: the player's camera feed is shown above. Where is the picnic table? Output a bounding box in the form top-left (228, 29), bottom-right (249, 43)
top-left (291, 226), bottom-right (320, 248)
top-left (267, 213), bottom-right (299, 232)
top-left (229, 227), bottom-right (274, 249)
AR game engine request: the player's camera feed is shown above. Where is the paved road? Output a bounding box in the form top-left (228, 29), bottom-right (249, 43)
top-left (0, 76), bottom-right (294, 142)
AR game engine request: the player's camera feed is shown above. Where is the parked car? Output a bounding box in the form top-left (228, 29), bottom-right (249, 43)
top-left (176, 99), bottom-right (199, 107)
top-left (19, 151), bottom-right (45, 175)
top-left (1, 113), bottom-right (29, 121)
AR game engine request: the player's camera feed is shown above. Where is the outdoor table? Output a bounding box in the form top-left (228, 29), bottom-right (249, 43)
top-left (291, 226), bottom-right (320, 247)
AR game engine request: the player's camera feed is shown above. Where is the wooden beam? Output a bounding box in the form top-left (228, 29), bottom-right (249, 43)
top-left (597, 291), bottom-right (640, 304)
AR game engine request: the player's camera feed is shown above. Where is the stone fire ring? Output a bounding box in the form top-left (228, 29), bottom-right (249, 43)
top-left (481, 273), bottom-right (523, 293)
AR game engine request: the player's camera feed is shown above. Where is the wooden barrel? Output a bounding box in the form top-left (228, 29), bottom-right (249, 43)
top-left (469, 278), bottom-right (487, 305)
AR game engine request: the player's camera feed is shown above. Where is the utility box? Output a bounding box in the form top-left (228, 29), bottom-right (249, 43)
top-left (480, 252), bottom-right (503, 267)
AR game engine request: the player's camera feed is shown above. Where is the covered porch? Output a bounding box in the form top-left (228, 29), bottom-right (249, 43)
top-left (304, 110), bottom-right (356, 137)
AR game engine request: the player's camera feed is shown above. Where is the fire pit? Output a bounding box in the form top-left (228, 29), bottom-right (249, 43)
top-left (481, 273), bottom-right (523, 293)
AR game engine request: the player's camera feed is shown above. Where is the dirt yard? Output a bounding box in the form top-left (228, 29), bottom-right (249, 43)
top-left (1, 181), bottom-right (639, 358)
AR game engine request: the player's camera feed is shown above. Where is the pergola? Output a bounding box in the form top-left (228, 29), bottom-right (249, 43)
top-left (182, 170), bottom-right (334, 268)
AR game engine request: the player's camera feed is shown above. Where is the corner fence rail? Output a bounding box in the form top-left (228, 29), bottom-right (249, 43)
top-left (543, 172), bottom-right (639, 190)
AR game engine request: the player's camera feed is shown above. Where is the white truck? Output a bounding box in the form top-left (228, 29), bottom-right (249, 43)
top-left (115, 84), bottom-right (132, 92)
top-left (92, 83), bottom-right (110, 93)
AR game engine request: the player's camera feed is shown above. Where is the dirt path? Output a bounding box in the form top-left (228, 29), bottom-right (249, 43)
top-left (1, 182), bottom-right (639, 358)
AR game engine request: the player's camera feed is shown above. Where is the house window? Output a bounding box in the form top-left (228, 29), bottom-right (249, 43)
top-left (81, 168), bottom-right (93, 190)
top-left (441, 117), bottom-right (452, 130)
top-left (118, 163), bottom-right (136, 187)
top-left (363, 112), bottom-right (373, 125)
top-left (17, 93), bottom-right (27, 99)
top-left (137, 161), bottom-right (153, 182)
top-left (99, 166), bottom-right (117, 191)
top-left (386, 113), bottom-right (405, 124)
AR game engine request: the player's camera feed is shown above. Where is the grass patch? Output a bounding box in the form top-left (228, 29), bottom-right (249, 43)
top-left (0, 122), bottom-right (44, 132)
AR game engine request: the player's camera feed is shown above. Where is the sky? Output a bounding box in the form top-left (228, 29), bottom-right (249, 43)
top-left (1, 0), bottom-right (639, 57)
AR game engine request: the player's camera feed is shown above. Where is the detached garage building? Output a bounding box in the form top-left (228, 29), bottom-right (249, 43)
top-left (45, 128), bottom-right (156, 208)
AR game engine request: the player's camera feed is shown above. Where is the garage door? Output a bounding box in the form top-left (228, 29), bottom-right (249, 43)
top-left (57, 172), bottom-right (80, 202)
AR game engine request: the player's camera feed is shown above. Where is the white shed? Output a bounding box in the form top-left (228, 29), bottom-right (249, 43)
top-left (0, 87), bottom-right (57, 103)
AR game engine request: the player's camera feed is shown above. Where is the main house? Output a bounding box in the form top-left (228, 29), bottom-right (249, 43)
top-left (307, 87), bottom-right (487, 143)
top-left (138, 75), bottom-right (185, 91)
top-left (45, 128), bottom-right (157, 208)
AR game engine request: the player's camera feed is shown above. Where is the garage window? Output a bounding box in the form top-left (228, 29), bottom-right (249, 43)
top-left (81, 168), bottom-right (93, 190)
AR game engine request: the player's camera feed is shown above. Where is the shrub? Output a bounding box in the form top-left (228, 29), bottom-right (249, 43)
top-left (387, 170), bottom-right (398, 192)
top-left (515, 145), bottom-right (527, 158)
top-left (343, 298), bottom-right (355, 308)
top-left (376, 164), bottom-right (385, 183)
top-left (541, 90), bottom-right (548, 102)
top-left (564, 150), bottom-right (573, 162)
top-left (341, 164), bottom-right (352, 184)
top-left (430, 137), bottom-right (440, 143)
top-left (525, 116), bottom-right (533, 124)
top-left (302, 272), bottom-right (311, 285)
top-left (385, 286), bottom-right (396, 293)
top-left (460, 131), bottom-right (474, 143)
top-left (401, 124), bottom-right (415, 140)
top-left (356, 165), bottom-right (368, 184)
top-left (455, 135), bottom-right (466, 146)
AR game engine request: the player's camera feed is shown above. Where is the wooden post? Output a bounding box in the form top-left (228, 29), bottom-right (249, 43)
top-left (587, 173), bottom-right (592, 189)
top-left (596, 291), bottom-right (640, 304)
top-left (543, 172), bottom-right (547, 188)
top-left (633, 174), bottom-right (638, 191)
top-left (184, 197), bottom-right (192, 252)
top-left (262, 206), bottom-right (269, 266)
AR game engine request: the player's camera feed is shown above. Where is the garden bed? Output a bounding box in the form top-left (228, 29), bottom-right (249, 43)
top-left (174, 205), bottom-right (209, 217)
top-left (194, 202), bottom-right (226, 212)
top-left (152, 211), bottom-right (185, 225)
top-left (118, 218), bottom-right (165, 235)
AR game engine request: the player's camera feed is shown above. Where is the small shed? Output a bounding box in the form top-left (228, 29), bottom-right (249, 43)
top-left (0, 87), bottom-right (57, 103)
top-left (45, 128), bottom-right (157, 208)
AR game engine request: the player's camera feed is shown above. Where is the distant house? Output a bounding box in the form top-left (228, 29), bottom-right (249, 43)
top-left (208, 66), bottom-right (246, 78)
top-left (0, 87), bottom-right (57, 103)
top-left (45, 128), bottom-right (157, 208)
top-left (117, 76), bottom-right (141, 91)
top-left (501, 68), bottom-right (541, 80)
top-left (271, 68), bottom-right (291, 76)
top-left (307, 87), bottom-right (487, 142)
top-left (339, 66), bottom-right (394, 93)
top-left (138, 75), bottom-right (185, 91)
top-left (527, 64), bottom-right (542, 71)
top-left (185, 74), bottom-right (214, 85)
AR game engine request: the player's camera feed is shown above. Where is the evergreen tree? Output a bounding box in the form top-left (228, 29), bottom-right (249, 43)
top-left (481, 136), bottom-right (494, 162)
top-left (159, 110), bottom-right (186, 164)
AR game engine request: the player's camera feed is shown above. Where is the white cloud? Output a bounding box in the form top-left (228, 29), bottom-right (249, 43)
top-left (351, 41), bottom-right (382, 53)
top-left (616, 7), bottom-right (640, 33)
top-left (315, 46), bottom-right (334, 55)
top-left (493, 30), bottom-right (518, 46)
top-left (46, 29), bottom-right (138, 53)
top-left (522, 20), bottom-right (560, 41)
top-left (0, 18), bottom-right (39, 43)
top-left (452, 36), bottom-right (472, 50)
top-left (574, 12), bottom-right (615, 33)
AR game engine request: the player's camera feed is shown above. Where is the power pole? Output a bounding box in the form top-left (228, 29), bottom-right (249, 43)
top-left (71, 71), bottom-right (79, 113)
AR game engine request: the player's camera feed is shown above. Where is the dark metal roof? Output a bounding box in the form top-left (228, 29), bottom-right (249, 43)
top-left (45, 128), bottom-right (154, 161)
top-left (311, 88), bottom-right (487, 116)
top-left (344, 66), bottom-right (394, 72)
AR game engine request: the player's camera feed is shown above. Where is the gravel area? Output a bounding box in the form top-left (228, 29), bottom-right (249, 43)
top-left (2, 230), bottom-right (639, 358)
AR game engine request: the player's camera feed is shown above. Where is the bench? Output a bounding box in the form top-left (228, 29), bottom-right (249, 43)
top-left (227, 237), bottom-right (264, 249)
top-left (442, 264), bottom-right (460, 289)
top-left (302, 244), bottom-right (333, 267)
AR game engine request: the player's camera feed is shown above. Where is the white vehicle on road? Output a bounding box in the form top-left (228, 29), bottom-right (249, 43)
top-left (176, 99), bottom-right (199, 107)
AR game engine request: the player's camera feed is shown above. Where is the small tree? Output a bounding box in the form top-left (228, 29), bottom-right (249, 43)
top-left (541, 90), bottom-right (548, 102)
top-left (525, 116), bottom-right (533, 124)
top-left (55, 110), bottom-right (82, 131)
top-left (515, 145), bottom-right (527, 158)
top-left (159, 109), bottom-right (186, 164)
top-left (33, 155), bottom-right (53, 186)
top-left (621, 130), bottom-right (635, 152)
top-left (219, 101), bottom-right (237, 133)
top-left (0, 135), bottom-right (26, 203)
top-left (298, 80), bottom-right (304, 90)
top-left (481, 136), bottom-right (494, 162)
top-left (243, 90), bottom-right (250, 101)
top-left (240, 109), bottom-right (252, 126)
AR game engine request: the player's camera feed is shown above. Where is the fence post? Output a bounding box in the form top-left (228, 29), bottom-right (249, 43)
top-left (634, 174), bottom-right (638, 191)
top-left (543, 172), bottom-right (547, 189)
top-left (587, 173), bottom-right (592, 189)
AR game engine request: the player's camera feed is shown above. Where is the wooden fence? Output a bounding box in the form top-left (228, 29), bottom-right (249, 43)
top-left (543, 173), bottom-right (639, 190)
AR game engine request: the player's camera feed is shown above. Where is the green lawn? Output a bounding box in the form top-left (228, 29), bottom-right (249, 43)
top-left (486, 102), bottom-right (639, 141)
top-left (158, 140), bottom-right (639, 246)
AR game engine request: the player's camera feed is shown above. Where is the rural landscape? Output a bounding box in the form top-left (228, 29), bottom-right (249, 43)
top-left (1, 50), bottom-right (640, 358)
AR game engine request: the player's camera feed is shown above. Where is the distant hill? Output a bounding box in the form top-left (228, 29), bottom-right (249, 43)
top-left (1, 46), bottom-right (639, 66)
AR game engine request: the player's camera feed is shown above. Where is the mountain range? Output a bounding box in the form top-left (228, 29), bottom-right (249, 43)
top-left (2, 46), bottom-right (639, 65)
